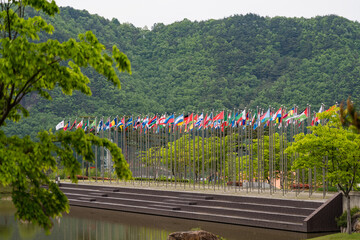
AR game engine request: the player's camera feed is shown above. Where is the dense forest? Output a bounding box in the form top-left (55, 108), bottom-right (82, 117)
top-left (4, 7), bottom-right (360, 137)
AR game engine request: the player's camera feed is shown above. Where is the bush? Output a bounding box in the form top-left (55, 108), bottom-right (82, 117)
top-left (336, 207), bottom-right (360, 228)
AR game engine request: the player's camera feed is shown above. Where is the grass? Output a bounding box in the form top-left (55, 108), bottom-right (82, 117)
top-left (308, 233), bottom-right (360, 239)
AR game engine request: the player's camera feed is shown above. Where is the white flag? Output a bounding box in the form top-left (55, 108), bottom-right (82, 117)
top-left (56, 120), bottom-right (64, 130)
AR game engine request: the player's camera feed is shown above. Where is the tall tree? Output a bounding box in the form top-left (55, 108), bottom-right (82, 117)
top-left (0, 0), bottom-right (132, 232)
top-left (286, 108), bottom-right (360, 234)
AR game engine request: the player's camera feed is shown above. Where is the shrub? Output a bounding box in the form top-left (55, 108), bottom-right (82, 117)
top-left (336, 207), bottom-right (360, 228)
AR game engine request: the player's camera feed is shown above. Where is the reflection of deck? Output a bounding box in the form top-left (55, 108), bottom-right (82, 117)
top-left (59, 182), bottom-right (342, 233)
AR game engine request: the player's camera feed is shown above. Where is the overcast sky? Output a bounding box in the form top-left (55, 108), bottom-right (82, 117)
top-left (55, 0), bottom-right (360, 28)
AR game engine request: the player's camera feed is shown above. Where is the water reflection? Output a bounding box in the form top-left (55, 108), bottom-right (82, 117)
top-left (0, 201), bottom-right (331, 240)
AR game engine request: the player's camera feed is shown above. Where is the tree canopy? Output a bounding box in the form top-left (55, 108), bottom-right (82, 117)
top-left (286, 108), bottom-right (360, 234)
top-left (0, 0), bottom-right (131, 232)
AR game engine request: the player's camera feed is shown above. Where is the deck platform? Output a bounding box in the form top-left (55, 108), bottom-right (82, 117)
top-left (59, 182), bottom-right (342, 233)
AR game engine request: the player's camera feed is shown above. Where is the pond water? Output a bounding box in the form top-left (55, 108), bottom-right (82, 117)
top-left (0, 200), bottom-right (332, 240)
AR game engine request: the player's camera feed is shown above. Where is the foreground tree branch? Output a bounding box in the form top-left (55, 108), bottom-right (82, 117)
top-left (0, 0), bottom-right (132, 232)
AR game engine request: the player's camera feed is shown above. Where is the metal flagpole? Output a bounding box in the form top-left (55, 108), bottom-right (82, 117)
top-left (108, 116), bottom-right (112, 184)
top-left (95, 117), bottom-right (98, 183)
top-left (222, 111), bottom-right (226, 191)
top-left (174, 113), bottom-right (177, 189)
top-left (202, 110), bottom-right (205, 190)
top-left (170, 114), bottom-right (174, 188)
top-left (197, 119), bottom-right (200, 189)
top-left (115, 115), bottom-right (119, 184)
top-left (188, 112), bottom-right (192, 189)
top-left (193, 112), bottom-right (196, 190)
top-left (101, 117), bottom-right (104, 183)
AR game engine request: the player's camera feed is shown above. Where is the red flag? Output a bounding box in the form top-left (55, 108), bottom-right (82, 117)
top-left (76, 120), bottom-right (83, 129)
top-left (184, 113), bottom-right (193, 126)
top-left (70, 119), bottom-right (76, 130)
top-left (213, 111), bottom-right (224, 121)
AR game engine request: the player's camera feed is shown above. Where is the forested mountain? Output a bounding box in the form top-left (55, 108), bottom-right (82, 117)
top-left (5, 7), bottom-right (360, 137)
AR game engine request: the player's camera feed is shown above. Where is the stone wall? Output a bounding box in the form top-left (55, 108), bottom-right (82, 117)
top-left (343, 192), bottom-right (360, 211)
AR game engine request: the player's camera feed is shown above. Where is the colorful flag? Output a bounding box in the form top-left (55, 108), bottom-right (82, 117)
top-left (89, 119), bottom-right (97, 132)
top-left (103, 118), bottom-right (110, 130)
top-left (213, 111), bottom-right (224, 121)
top-left (76, 119), bottom-right (83, 129)
top-left (222, 112), bottom-right (231, 129)
top-left (241, 110), bottom-right (247, 126)
top-left (195, 113), bottom-right (203, 127)
top-left (158, 115), bottom-right (166, 126)
top-left (63, 120), bottom-right (70, 131)
top-left (184, 113), bottom-right (193, 126)
top-left (253, 112), bottom-right (260, 130)
top-left (214, 120), bottom-right (221, 129)
top-left (70, 119), bottom-right (76, 130)
top-left (234, 112), bottom-right (241, 126)
top-left (125, 117), bottom-right (133, 128)
top-left (96, 119), bottom-right (103, 132)
top-left (164, 114), bottom-right (174, 124)
top-left (148, 115), bottom-right (157, 128)
top-left (295, 108), bottom-right (309, 122)
top-left (175, 114), bottom-right (184, 126)
top-left (56, 120), bottom-right (64, 130)
top-left (232, 112), bottom-right (239, 127)
top-left (134, 116), bottom-right (141, 129)
top-left (260, 108), bottom-right (271, 123)
top-left (313, 105), bottom-right (325, 125)
top-left (251, 112), bottom-right (257, 126)
top-left (117, 117), bottom-right (125, 129)
top-left (283, 107), bottom-right (296, 123)
top-left (272, 107), bottom-right (282, 123)
top-left (83, 119), bottom-right (89, 131)
top-left (188, 114), bottom-right (198, 131)
top-left (142, 117), bottom-right (149, 128)
top-left (236, 110), bottom-right (246, 126)
top-left (109, 117), bottom-right (117, 128)
top-left (204, 113), bottom-right (213, 128)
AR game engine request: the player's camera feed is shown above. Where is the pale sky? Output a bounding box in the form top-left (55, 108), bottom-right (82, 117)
top-left (55, 0), bottom-right (360, 28)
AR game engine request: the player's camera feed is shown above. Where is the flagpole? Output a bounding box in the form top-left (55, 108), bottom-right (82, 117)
top-left (193, 111), bottom-right (196, 190)
top-left (214, 119), bottom-right (218, 190)
top-left (87, 117), bottom-right (91, 183)
top-left (174, 113), bottom-right (177, 189)
top-left (188, 112), bottom-right (191, 189)
top-left (239, 113), bottom-right (243, 192)
top-left (94, 117), bottom-right (98, 183)
top-left (100, 116), bottom-right (104, 183)
top-left (260, 108), bottom-right (263, 193)
top-left (211, 110), bottom-right (215, 191)
top-left (206, 111), bottom-right (210, 190)
top-left (323, 108), bottom-right (327, 199)
top-left (108, 116), bottom-right (112, 184)
top-left (181, 115), bottom-right (184, 189)
top-left (171, 113), bottom-right (175, 188)
top-left (197, 117), bottom-right (200, 189)
top-left (146, 117), bottom-right (150, 187)
top-left (124, 116), bottom-right (128, 186)
top-left (269, 107), bottom-right (272, 194)
top-left (115, 115), bottom-right (119, 184)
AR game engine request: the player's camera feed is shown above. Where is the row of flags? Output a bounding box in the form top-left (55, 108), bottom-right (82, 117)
top-left (55, 105), bottom-right (333, 133)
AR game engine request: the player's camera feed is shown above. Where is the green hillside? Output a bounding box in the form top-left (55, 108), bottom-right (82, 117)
top-left (4, 7), bottom-right (360, 137)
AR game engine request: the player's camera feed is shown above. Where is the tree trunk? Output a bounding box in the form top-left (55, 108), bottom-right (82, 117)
top-left (85, 162), bottom-right (89, 177)
top-left (346, 194), bottom-right (352, 234)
